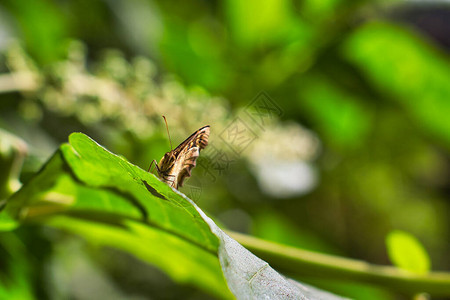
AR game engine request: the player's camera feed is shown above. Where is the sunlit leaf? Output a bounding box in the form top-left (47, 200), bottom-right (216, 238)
top-left (0, 210), bottom-right (18, 231)
top-left (5, 132), bottom-right (227, 298)
top-left (4, 132), bottom-right (346, 299)
top-left (386, 230), bottom-right (431, 274)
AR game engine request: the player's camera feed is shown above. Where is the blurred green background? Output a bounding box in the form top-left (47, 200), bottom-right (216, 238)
top-left (0, 0), bottom-right (449, 299)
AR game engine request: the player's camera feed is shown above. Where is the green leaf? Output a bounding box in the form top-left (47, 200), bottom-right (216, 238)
top-left (4, 132), bottom-right (346, 299)
top-left (48, 216), bottom-right (227, 294)
top-left (298, 76), bottom-right (372, 149)
top-left (0, 210), bottom-right (19, 231)
top-left (5, 0), bottom-right (70, 64)
top-left (5, 132), bottom-right (227, 298)
top-left (0, 232), bottom-right (35, 300)
top-left (386, 230), bottom-right (431, 274)
top-left (343, 22), bottom-right (450, 148)
top-left (225, 0), bottom-right (301, 47)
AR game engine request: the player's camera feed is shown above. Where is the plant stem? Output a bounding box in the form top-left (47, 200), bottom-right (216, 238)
top-left (227, 230), bottom-right (450, 297)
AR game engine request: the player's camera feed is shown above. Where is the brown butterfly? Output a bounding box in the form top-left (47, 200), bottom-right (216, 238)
top-left (149, 117), bottom-right (210, 189)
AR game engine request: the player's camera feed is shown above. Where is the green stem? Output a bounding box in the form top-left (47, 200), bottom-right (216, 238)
top-left (227, 231), bottom-right (450, 297)
top-left (0, 129), bottom-right (28, 199)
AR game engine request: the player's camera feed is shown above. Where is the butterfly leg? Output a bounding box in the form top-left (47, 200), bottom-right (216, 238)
top-left (148, 160), bottom-right (160, 173)
top-left (163, 174), bottom-right (176, 187)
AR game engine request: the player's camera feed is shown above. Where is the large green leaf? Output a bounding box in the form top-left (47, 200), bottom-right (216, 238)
top-left (4, 132), bottom-right (345, 299)
top-left (5, 133), bottom-right (227, 298)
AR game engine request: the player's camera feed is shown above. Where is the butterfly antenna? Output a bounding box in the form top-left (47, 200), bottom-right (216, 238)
top-left (162, 116), bottom-right (173, 150)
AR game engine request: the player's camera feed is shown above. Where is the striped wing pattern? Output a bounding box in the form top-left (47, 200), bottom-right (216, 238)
top-left (156, 125), bottom-right (210, 189)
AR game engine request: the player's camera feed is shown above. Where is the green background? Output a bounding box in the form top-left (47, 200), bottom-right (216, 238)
top-left (0, 0), bottom-right (449, 299)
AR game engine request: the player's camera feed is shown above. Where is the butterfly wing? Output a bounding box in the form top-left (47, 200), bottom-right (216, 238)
top-left (171, 146), bottom-right (200, 188)
top-left (172, 125), bottom-right (210, 156)
top-left (160, 125), bottom-right (210, 189)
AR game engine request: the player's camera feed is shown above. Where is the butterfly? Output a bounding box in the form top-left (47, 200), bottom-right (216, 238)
top-left (149, 117), bottom-right (210, 189)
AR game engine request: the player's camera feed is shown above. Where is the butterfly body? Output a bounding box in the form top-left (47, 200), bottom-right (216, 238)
top-left (153, 125), bottom-right (210, 189)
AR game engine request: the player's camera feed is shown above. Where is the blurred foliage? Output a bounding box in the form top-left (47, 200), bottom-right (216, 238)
top-left (0, 0), bottom-right (449, 299)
